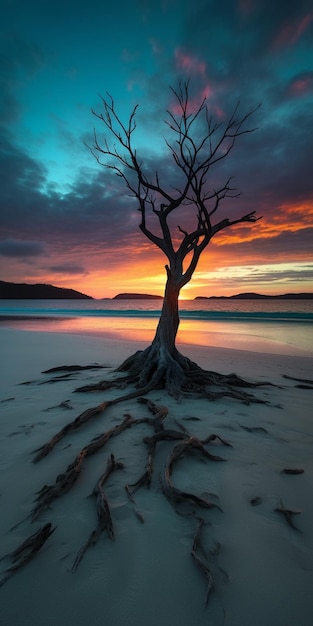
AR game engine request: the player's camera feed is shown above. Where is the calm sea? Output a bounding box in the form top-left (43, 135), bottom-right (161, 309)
top-left (0, 298), bottom-right (312, 357)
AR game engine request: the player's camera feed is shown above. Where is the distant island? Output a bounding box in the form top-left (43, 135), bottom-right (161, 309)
top-left (195, 292), bottom-right (313, 300)
top-left (0, 280), bottom-right (92, 299)
top-left (113, 293), bottom-right (163, 300)
top-left (1, 281), bottom-right (312, 300)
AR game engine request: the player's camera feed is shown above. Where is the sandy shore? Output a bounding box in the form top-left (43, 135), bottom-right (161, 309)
top-left (1, 328), bottom-right (313, 626)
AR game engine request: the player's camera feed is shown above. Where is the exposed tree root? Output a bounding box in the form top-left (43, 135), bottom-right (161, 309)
top-left (25, 405), bottom-right (167, 524)
top-left (0, 523), bottom-right (55, 587)
top-left (31, 415), bottom-right (138, 521)
top-left (71, 345), bottom-right (272, 404)
top-left (125, 397), bottom-right (169, 494)
top-left (32, 387), bottom-right (154, 463)
top-left (162, 436), bottom-right (224, 511)
top-left (5, 351), bottom-right (278, 603)
top-left (31, 450), bottom-right (86, 521)
top-left (9, 388), bottom-right (235, 602)
top-left (42, 365), bottom-right (108, 373)
top-left (71, 454), bottom-right (124, 571)
top-left (33, 400), bottom-right (111, 462)
top-left (282, 374), bottom-right (313, 389)
top-left (191, 518), bottom-right (215, 606)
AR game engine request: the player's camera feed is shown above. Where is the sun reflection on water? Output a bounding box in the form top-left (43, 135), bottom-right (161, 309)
top-left (3, 314), bottom-right (312, 356)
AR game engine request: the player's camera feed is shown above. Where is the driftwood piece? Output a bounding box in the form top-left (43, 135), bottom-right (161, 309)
top-left (274, 500), bottom-right (302, 533)
top-left (72, 454), bottom-right (123, 571)
top-left (250, 496), bottom-right (262, 506)
top-left (0, 523), bottom-right (55, 587)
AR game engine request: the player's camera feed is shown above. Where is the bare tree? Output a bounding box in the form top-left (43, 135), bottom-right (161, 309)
top-left (91, 81), bottom-right (261, 399)
top-left (4, 86), bottom-right (268, 595)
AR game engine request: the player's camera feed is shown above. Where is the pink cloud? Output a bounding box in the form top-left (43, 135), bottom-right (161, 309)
top-left (170, 84), bottom-right (213, 116)
top-left (174, 48), bottom-right (206, 75)
top-left (288, 73), bottom-right (313, 97)
top-left (171, 49), bottom-right (222, 115)
top-left (273, 11), bottom-right (313, 49)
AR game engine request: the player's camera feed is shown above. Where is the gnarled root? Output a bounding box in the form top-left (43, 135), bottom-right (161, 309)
top-left (116, 344), bottom-right (269, 403)
top-left (71, 454), bottom-right (124, 571)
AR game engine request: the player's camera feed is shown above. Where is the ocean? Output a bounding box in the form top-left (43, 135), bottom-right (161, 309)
top-left (0, 298), bottom-right (312, 357)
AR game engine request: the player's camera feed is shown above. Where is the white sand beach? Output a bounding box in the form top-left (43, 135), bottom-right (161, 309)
top-left (1, 327), bottom-right (313, 626)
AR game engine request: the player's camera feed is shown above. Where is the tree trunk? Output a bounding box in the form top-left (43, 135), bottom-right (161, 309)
top-left (152, 275), bottom-right (180, 355)
top-left (116, 272), bottom-right (189, 395)
top-left (116, 268), bottom-right (267, 400)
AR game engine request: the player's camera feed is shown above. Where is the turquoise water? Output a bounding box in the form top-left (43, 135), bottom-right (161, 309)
top-left (0, 298), bottom-right (312, 356)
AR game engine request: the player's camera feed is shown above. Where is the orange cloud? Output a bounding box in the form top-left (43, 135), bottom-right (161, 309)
top-left (9, 199), bottom-right (312, 300)
top-left (212, 200), bottom-right (313, 246)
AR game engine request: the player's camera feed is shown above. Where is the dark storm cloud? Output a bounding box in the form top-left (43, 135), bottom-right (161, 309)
top-left (0, 239), bottom-right (46, 257)
top-left (231, 108), bottom-right (313, 205)
top-left (172, 0), bottom-right (313, 158)
top-left (47, 263), bottom-right (87, 274)
top-left (139, 1), bottom-right (313, 220)
top-left (0, 129), bottom-right (140, 248)
top-left (0, 128), bottom-right (48, 216)
top-left (1, 101), bottom-right (311, 268)
top-left (0, 32), bottom-right (45, 124)
top-left (179, 0), bottom-right (313, 78)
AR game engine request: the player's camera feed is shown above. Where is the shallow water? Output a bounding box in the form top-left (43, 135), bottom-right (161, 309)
top-left (1, 298), bottom-right (312, 356)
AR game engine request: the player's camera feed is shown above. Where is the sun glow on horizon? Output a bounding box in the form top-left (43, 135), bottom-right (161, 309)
top-left (30, 257), bottom-right (312, 300)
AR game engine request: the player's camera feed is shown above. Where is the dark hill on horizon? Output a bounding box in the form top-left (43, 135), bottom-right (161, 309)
top-left (195, 292), bottom-right (313, 300)
top-left (1, 281), bottom-right (312, 300)
top-left (0, 280), bottom-right (92, 299)
top-left (112, 293), bottom-right (163, 300)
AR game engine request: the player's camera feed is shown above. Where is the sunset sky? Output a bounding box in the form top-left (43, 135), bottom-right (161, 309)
top-left (1, 0), bottom-right (313, 299)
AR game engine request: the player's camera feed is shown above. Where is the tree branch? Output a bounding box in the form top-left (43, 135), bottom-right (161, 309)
top-left (90, 81), bottom-right (261, 288)
top-left (212, 211), bottom-right (262, 236)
